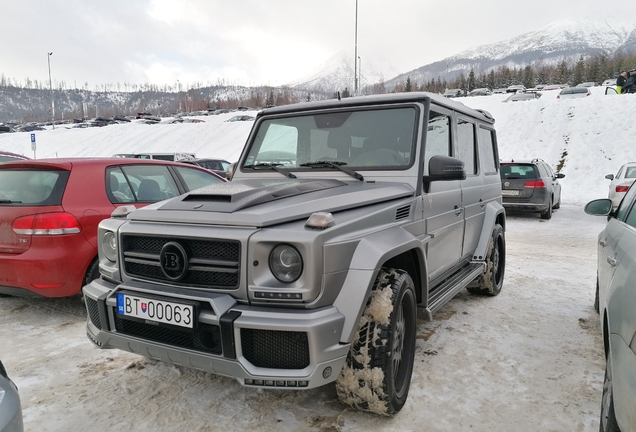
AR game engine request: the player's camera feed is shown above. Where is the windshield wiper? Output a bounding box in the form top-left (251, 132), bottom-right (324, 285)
top-left (243, 163), bottom-right (297, 179)
top-left (0, 199), bottom-right (22, 204)
top-left (299, 161), bottom-right (364, 181)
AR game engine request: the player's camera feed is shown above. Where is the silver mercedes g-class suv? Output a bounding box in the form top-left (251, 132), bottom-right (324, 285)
top-left (83, 92), bottom-right (505, 415)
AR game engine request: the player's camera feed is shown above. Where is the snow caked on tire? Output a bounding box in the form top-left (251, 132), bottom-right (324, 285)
top-left (335, 268), bottom-right (417, 416)
top-left (467, 224), bottom-right (505, 296)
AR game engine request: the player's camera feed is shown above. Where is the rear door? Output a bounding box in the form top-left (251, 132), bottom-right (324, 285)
top-left (500, 163), bottom-right (539, 199)
top-left (455, 116), bottom-right (483, 259)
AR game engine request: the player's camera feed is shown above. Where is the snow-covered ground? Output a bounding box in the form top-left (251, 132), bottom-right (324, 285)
top-left (1, 88), bottom-right (634, 431)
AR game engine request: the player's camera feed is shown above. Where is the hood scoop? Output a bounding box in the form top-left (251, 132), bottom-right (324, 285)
top-left (172, 179), bottom-right (347, 212)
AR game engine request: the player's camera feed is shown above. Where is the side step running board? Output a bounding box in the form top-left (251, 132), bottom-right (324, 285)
top-left (424, 262), bottom-right (486, 319)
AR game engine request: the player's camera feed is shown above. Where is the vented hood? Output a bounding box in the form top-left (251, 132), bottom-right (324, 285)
top-left (126, 179), bottom-right (415, 228)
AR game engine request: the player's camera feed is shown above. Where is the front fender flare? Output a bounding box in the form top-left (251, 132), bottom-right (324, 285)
top-left (332, 227), bottom-right (426, 343)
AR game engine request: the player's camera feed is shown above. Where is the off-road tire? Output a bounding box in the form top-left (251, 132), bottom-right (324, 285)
top-left (541, 202), bottom-right (553, 219)
top-left (335, 268), bottom-right (417, 416)
top-left (467, 224), bottom-right (505, 296)
top-left (600, 354), bottom-right (621, 432)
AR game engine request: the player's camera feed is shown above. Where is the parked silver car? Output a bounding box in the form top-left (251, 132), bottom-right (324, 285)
top-left (585, 190), bottom-right (636, 431)
top-left (0, 360), bottom-right (23, 432)
top-left (605, 162), bottom-right (636, 211)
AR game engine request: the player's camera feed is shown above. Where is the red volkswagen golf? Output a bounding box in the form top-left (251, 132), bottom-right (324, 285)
top-left (0, 158), bottom-right (225, 298)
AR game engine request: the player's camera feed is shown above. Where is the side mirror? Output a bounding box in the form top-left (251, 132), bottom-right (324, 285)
top-left (584, 199), bottom-right (612, 216)
top-left (605, 174), bottom-right (614, 180)
top-left (226, 162), bottom-right (236, 180)
top-left (556, 173), bottom-right (565, 179)
top-left (423, 155), bottom-right (466, 193)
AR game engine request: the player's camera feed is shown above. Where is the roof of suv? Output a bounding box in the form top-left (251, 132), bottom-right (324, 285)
top-left (257, 92), bottom-right (495, 124)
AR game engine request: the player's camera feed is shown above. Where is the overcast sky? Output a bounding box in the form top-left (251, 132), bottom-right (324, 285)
top-left (3, 0), bottom-right (634, 90)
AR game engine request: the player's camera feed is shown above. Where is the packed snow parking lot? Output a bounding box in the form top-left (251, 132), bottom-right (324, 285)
top-left (0, 205), bottom-right (606, 431)
top-left (2, 89), bottom-right (636, 431)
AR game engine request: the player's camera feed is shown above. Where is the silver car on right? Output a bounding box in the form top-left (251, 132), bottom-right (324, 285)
top-left (586, 185), bottom-right (636, 431)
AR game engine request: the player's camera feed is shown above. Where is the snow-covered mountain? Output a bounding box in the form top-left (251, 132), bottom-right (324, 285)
top-left (287, 51), bottom-right (400, 94)
top-left (290, 18), bottom-right (636, 91)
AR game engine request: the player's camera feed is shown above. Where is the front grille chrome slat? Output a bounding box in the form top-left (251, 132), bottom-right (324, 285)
top-left (122, 235), bottom-right (241, 289)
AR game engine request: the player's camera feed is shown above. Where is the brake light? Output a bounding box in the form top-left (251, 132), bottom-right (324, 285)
top-left (616, 185), bottom-right (630, 193)
top-left (12, 213), bottom-right (82, 235)
top-left (524, 180), bottom-right (546, 188)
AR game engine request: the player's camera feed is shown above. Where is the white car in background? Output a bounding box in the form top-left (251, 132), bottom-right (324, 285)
top-left (606, 162), bottom-right (636, 211)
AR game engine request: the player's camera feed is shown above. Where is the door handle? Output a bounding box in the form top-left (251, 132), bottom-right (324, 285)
top-left (599, 240), bottom-right (606, 247)
top-left (607, 256), bottom-right (617, 267)
top-left (454, 208), bottom-right (464, 216)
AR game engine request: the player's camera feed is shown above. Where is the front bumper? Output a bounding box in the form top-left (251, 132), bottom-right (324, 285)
top-left (83, 278), bottom-right (350, 390)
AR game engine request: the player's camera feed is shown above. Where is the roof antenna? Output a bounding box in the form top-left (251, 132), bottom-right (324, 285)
top-left (337, 91), bottom-right (341, 101)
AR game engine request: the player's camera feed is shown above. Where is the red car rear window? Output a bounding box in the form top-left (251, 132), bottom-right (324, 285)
top-left (0, 169), bottom-right (68, 206)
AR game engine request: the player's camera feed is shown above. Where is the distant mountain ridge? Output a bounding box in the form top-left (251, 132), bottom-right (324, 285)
top-left (290, 18), bottom-right (636, 91)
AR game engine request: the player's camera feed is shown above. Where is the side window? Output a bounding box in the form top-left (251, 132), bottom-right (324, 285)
top-left (118, 165), bottom-right (181, 202)
top-left (456, 119), bottom-right (477, 175)
top-left (478, 127), bottom-right (498, 174)
top-left (537, 164), bottom-right (549, 179)
top-left (625, 204), bottom-right (636, 228)
top-left (424, 111), bottom-right (451, 171)
top-left (616, 166), bottom-right (624, 179)
top-left (174, 166), bottom-right (224, 191)
top-left (615, 184), bottom-right (636, 221)
top-left (107, 167), bottom-right (135, 203)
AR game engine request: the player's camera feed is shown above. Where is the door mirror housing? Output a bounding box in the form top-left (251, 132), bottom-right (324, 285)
top-left (423, 155), bottom-right (466, 193)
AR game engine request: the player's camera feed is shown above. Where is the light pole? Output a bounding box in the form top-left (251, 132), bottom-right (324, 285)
top-left (47, 52), bottom-right (55, 129)
top-left (358, 56), bottom-right (361, 94)
top-left (354, 0), bottom-right (358, 95)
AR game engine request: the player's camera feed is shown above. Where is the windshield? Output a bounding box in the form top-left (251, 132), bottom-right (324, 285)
top-left (243, 107), bottom-right (417, 170)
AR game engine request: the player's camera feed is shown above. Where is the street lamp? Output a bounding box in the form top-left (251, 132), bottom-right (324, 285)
top-left (47, 52), bottom-right (55, 129)
top-left (358, 56), bottom-right (361, 94)
top-left (354, 0), bottom-right (358, 95)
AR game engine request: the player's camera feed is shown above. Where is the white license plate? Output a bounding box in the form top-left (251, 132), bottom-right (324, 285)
top-left (501, 189), bottom-right (520, 196)
top-left (117, 293), bottom-right (195, 329)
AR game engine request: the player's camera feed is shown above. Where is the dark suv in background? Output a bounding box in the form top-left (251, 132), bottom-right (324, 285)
top-left (500, 159), bottom-right (564, 219)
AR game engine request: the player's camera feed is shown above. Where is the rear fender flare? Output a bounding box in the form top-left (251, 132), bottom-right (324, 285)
top-left (472, 201), bottom-right (505, 260)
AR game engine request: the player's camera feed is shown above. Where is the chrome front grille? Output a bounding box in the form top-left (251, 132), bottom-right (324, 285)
top-left (121, 235), bottom-right (240, 289)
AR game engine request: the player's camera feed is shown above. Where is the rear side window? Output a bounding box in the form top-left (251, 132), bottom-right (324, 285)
top-left (456, 119), bottom-right (477, 175)
top-left (478, 127), bottom-right (498, 174)
top-left (174, 166), bottom-right (224, 191)
top-left (625, 167), bottom-right (636, 179)
top-left (0, 169), bottom-right (68, 205)
top-left (107, 165), bottom-right (180, 203)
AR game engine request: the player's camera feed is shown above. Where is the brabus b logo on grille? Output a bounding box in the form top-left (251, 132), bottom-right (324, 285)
top-left (159, 242), bottom-right (189, 281)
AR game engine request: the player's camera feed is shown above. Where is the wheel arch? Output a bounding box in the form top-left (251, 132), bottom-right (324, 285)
top-left (473, 201), bottom-right (506, 260)
top-left (333, 227), bottom-right (426, 344)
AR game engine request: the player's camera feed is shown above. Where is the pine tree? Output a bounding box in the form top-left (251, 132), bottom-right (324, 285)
top-left (405, 77), bottom-right (413, 92)
top-left (468, 69), bottom-right (475, 91)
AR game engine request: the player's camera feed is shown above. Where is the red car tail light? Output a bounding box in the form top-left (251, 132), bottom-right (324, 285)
top-left (616, 185), bottom-right (630, 193)
top-left (524, 180), bottom-right (546, 188)
top-left (12, 213), bottom-right (82, 235)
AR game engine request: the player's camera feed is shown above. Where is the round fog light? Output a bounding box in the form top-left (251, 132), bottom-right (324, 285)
top-left (323, 366), bottom-right (332, 379)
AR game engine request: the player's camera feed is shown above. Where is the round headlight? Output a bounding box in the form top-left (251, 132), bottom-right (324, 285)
top-left (269, 244), bottom-right (303, 283)
top-left (102, 231), bottom-right (117, 262)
